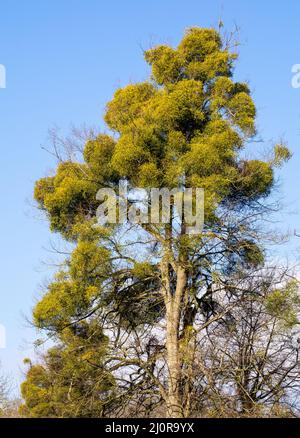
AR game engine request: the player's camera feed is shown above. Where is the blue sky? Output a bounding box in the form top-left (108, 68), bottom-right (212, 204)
top-left (1, 0), bottom-right (300, 391)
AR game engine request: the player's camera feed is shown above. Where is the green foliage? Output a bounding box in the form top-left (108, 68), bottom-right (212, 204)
top-left (145, 28), bottom-right (235, 84)
top-left (233, 160), bottom-right (274, 200)
top-left (265, 279), bottom-right (300, 328)
top-left (34, 26), bottom-right (286, 229)
top-left (20, 322), bottom-right (114, 418)
top-left (34, 162), bottom-right (99, 239)
top-left (273, 143), bottom-right (292, 167)
top-left (83, 134), bottom-right (118, 183)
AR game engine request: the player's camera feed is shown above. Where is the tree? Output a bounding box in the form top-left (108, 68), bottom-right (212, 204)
top-left (25, 27), bottom-right (292, 417)
top-left (191, 267), bottom-right (300, 417)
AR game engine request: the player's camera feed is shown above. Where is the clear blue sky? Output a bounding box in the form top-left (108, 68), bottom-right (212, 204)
top-left (1, 0), bottom-right (300, 391)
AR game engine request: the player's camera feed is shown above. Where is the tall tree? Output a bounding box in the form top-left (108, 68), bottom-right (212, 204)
top-left (27, 27), bottom-right (291, 417)
top-left (193, 267), bottom-right (300, 417)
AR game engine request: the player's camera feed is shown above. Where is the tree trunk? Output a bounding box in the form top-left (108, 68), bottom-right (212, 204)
top-left (165, 266), bottom-right (186, 418)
